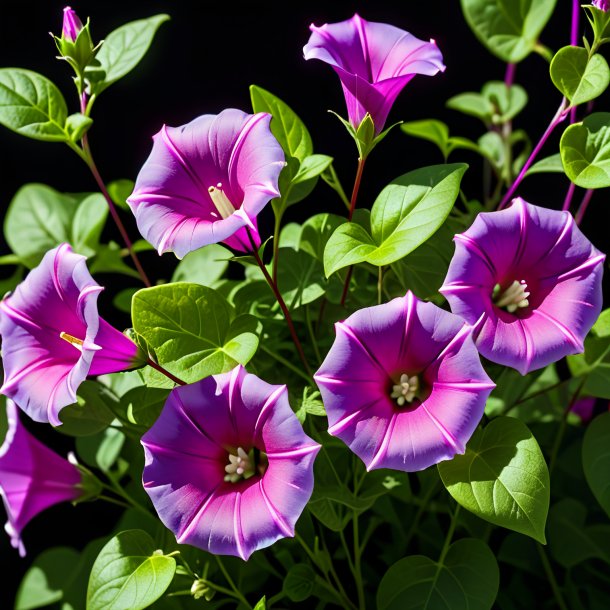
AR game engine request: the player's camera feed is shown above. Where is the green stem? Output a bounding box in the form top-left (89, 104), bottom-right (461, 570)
top-left (101, 478), bottom-right (150, 518)
top-left (259, 344), bottom-right (314, 386)
top-left (305, 305), bottom-right (323, 365)
top-left (439, 505), bottom-right (460, 563)
top-left (377, 266), bottom-right (384, 305)
top-left (404, 478), bottom-right (441, 548)
top-left (549, 379), bottom-right (585, 474)
top-left (215, 556), bottom-right (252, 610)
top-left (272, 209), bottom-right (283, 283)
top-left (353, 512), bottom-right (366, 610)
top-left (98, 494), bottom-right (131, 510)
top-left (537, 544), bottom-right (569, 610)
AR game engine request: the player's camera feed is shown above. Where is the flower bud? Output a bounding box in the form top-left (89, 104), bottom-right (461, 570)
top-left (593, 0), bottom-right (610, 12)
top-left (62, 6), bottom-right (83, 42)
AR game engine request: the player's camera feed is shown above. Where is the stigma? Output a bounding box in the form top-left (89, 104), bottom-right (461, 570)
top-left (224, 447), bottom-right (255, 483)
top-left (208, 182), bottom-right (235, 219)
top-left (391, 374), bottom-right (419, 406)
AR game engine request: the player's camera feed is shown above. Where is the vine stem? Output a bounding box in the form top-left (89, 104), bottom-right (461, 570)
top-left (146, 357), bottom-right (187, 385)
top-left (78, 93), bottom-right (151, 287)
top-left (575, 189), bottom-right (594, 225)
top-left (215, 556), bottom-right (253, 610)
top-left (247, 229), bottom-right (312, 377)
top-left (439, 505), bottom-right (460, 563)
top-left (340, 156), bottom-right (367, 306)
top-left (498, 99), bottom-right (569, 209)
top-left (537, 544), bottom-right (570, 610)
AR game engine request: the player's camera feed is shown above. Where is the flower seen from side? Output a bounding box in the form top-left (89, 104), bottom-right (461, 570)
top-left (128, 109), bottom-right (285, 257)
top-left (0, 244), bottom-right (144, 425)
top-left (440, 198), bottom-right (605, 375)
top-left (593, 0), bottom-right (610, 12)
top-left (314, 292), bottom-right (494, 472)
top-left (0, 400), bottom-right (83, 556)
top-left (303, 13), bottom-right (445, 134)
top-left (141, 366), bottom-right (320, 560)
top-left (62, 6), bottom-right (83, 42)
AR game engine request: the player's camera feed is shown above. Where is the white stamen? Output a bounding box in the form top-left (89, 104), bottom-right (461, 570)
top-left (391, 373), bottom-right (419, 406)
top-left (208, 182), bottom-right (235, 220)
top-left (493, 280), bottom-right (530, 312)
top-left (224, 446), bottom-right (255, 483)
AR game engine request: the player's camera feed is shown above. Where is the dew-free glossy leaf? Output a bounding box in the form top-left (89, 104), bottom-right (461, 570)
top-left (525, 153), bottom-right (564, 176)
top-left (299, 213), bottom-right (345, 261)
top-left (71, 193), bottom-right (108, 256)
top-left (250, 84), bottom-right (312, 162)
top-left (550, 46), bottom-right (610, 106)
top-left (401, 120), bottom-right (477, 158)
top-left (57, 381), bottom-right (117, 436)
top-left (583, 412), bottom-right (610, 518)
top-left (560, 112), bottom-right (610, 188)
top-left (377, 538), bottom-right (499, 610)
top-left (171, 244), bottom-right (230, 286)
top-left (283, 564), bottom-right (316, 602)
top-left (15, 547), bottom-right (80, 610)
top-left (324, 164), bottom-right (467, 276)
top-left (93, 15), bottom-right (170, 95)
top-left (87, 530), bottom-right (176, 610)
top-left (460, 0), bottom-right (557, 63)
top-left (132, 283), bottom-right (260, 383)
top-left (0, 69), bottom-right (68, 141)
top-left (438, 417), bottom-right (550, 543)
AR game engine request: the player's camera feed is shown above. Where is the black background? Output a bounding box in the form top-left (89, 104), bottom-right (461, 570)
top-left (0, 0), bottom-right (603, 607)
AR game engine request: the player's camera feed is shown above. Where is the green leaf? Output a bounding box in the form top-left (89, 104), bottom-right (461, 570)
top-left (324, 164), bottom-right (467, 275)
top-left (87, 530), bottom-right (176, 610)
top-left (377, 538), bottom-right (499, 610)
top-left (90, 241), bottom-right (141, 279)
top-left (107, 179), bottom-right (135, 211)
top-left (15, 547), bottom-right (81, 610)
top-left (132, 283), bottom-right (260, 383)
top-left (460, 0), bottom-right (557, 63)
top-left (4, 184), bottom-right (108, 267)
top-left (65, 112), bottom-right (93, 142)
top-left (299, 213), bottom-right (345, 261)
top-left (275, 248), bottom-right (326, 309)
top-left (550, 46), bottom-right (610, 106)
top-left (57, 381), bottom-right (117, 436)
top-left (171, 244), bottom-right (230, 286)
top-left (253, 597), bottom-right (267, 610)
top-left (525, 153), bottom-right (564, 177)
top-left (93, 15), bottom-right (170, 95)
top-left (560, 112), bottom-right (610, 188)
top-left (283, 564), bottom-right (316, 602)
top-left (76, 426), bottom-right (125, 473)
top-left (482, 81), bottom-right (528, 123)
top-left (547, 498), bottom-right (610, 568)
top-left (71, 193), bottom-right (108, 256)
top-left (250, 84), bottom-right (312, 162)
top-left (0, 68), bottom-right (68, 141)
top-left (583, 412), bottom-right (610, 518)
top-left (119, 386), bottom-right (169, 429)
top-left (401, 120), bottom-right (478, 159)
top-left (447, 92), bottom-right (495, 122)
top-left (438, 417), bottom-right (550, 543)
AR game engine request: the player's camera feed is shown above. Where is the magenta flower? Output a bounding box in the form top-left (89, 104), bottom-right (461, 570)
top-left (570, 397), bottom-right (596, 422)
top-left (0, 400), bottom-right (83, 556)
top-left (0, 244), bottom-right (143, 426)
top-left (593, 0), bottom-right (610, 12)
top-left (440, 198), bottom-right (605, 375)
top-left (141, 366), bottom-right (320, 560)
top-left (314, 292), bottom-right (494, 472)
top-left (303, 13), bottom-right (445, 134)
top-left (127, 109), bottom-right (285, 257)
top-left (62, 6), bottom-right (83, 42)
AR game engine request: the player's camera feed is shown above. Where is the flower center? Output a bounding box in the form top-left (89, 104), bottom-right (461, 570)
top-left (391, 374), bottom-right (420, 406)
top-left (492, 280), bottom-right (530, 313)
top-left (224, 446), bottom-right (256, 483)
top-left (59, 331), bottom-right (84, 352)
top-left (208, 182), bottom-right (235, 220)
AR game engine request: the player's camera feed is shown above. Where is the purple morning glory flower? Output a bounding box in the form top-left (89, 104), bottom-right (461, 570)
top-left (570, 397), bottom-right (596, 422)
top-left (440, 198), bottom-right (605, 375)
top-left (303, 13), bottom-right (445, 134)
top-left (141, 365), bottom-right (320, 560)
top-left (314, 292), bottom-right (494, 472)
top-left (62, 6), bottom-right (83, 42)
top-left (0, 400), bottom-right (83, 556)
top-left (0, 244), bottom-right (144, 426)
top-left (593, 0), bottom-right (610, 12)
top-left (127, 109), bottom-right (285, 257)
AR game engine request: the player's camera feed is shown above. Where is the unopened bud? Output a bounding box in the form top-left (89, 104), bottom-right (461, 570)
top-left (190, 579), bottom-right (215, 601)
top-left (62, 6), bottom-right (83, 42)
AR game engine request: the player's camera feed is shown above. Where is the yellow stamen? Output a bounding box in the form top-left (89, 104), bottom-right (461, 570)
top-left (60, 331), bottom-right (84, 351)
top-left (208, 182), bottom-right (235, 219)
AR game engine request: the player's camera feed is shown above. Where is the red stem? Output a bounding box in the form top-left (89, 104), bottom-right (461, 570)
top-left (79, 94), bottom-right (151, 287)
top-left (146, 358), bottom-right (186, 385)
top-left (247, 230), bottom-right (312, 377)
top-left (575, 189), bottom-right (594, 225)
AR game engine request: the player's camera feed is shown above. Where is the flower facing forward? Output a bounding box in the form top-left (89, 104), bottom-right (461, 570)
top-left (314, 292), bottom-right (494, 472)
top-left (0, 400), bottom-right (83, 556)
top-left (128, 109), bottom-right (285, 257)
top-left (141, 366), bottom-right (320, 560)
top-left (303, 13), bottom-right (445, 134)
top-left (0, 244), bottom-right (144, 425)
top-left (440, 198), bottom-right (605, 375)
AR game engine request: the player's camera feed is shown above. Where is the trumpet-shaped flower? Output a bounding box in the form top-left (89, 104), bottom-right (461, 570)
top-left (0, 400), bottom-right (83, 556)
top-left (0, 244), bottom-right (143, 425)
top-left (303, 13), bottom-right (445, 134)
top-left (142, 366), bottom-right (320, 560)
top-left (440, 198), bottom-right (605, 375)
top-left (314, 292), bottom-right (494, 472)
top-left (128, 109), bottom-right (285, 257)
